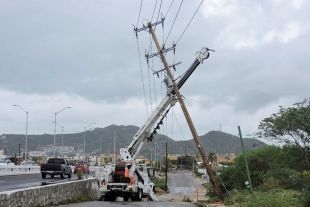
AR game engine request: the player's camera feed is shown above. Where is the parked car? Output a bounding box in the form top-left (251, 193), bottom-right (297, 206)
top-left (74, 163), bottom-right (89, 174)
top-left (21, 161), bottom-right (36, 166)
top-left (0, 159), bottom-right (14, 166)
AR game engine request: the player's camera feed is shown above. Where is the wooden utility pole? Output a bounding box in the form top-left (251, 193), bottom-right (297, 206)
top-left (148, 22), bottom-right (223, 200)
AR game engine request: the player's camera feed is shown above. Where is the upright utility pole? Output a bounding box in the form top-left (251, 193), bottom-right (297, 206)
top-left (148, 22), bottom-right (223, 200)
top-left (18, 144), bottom-right (21, 165)
top-left (238, 126), bottom-right (254, 193)
top-left (114, 130), bottom-right (116, 164)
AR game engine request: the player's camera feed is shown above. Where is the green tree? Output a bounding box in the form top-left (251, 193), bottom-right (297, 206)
top-left (256, 98), bottom-right (310, 167)
top-left (218, 145), bottom-right (308, 192)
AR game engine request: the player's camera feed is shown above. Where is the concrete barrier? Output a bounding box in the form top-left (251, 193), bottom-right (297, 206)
top-left (0, 166), bottom-right (40, 176)
top-left (0, 178), bottom-right (98, 207)
top-left (0, 166), bottom-right (98, 177)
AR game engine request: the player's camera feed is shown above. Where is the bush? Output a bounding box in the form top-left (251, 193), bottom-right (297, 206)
top-left (153, 177), bottom-right (168, 191)
top-left (301, 176), bottom-right (310, 206)
top-left (181, 195), bottom-right (193, 202)
top-left (76, 169), bottom-right (83, 180)
top-left (228, 189), bottom-right (302, 207)
top-left (218, 145), bottom-right (310, 193)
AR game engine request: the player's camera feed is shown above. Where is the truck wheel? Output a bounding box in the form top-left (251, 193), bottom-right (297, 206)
top-left (137, 189), bottom-right (142, 201)
top-left (51, 175), bottom-right (54, 178)
top-left (123, 196), bottom-right (129, 201)
top-left (60, 171), bottom-right (64, 179)
top-left (41, 173), bottom-right (46, 179)
top-left (68, 173), bottom-right (71, 178)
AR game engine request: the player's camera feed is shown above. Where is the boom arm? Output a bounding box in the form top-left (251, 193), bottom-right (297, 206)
top-left (120, 47), bottom-right (211, 162)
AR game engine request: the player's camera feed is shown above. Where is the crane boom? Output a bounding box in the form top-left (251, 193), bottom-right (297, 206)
top-left (120, 47), bottom-right (210, 162)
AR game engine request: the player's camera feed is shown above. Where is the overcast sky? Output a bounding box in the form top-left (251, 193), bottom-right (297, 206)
top-left (1, 0), bottom-right (309, 145)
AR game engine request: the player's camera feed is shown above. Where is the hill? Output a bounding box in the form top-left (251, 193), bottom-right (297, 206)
top-left (0, 125), bottom-right (267, 157)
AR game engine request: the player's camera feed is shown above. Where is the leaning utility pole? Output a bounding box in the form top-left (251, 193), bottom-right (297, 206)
top-left (147, 22), bottom-right (223, 200)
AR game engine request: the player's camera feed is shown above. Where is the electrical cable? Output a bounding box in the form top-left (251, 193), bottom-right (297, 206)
top-left (150, 0), bottom-right (158, 23)
top-left (136, 0), bottom-right (143, 28)
top-left (136, 38), bottom-right (149, 117)
top-left (147, 58), bottom-right (153, 112)
top-left (164, 0), bottom-right (175, 18)
top-left (176, 0), bottom-right (204, 45)
top-left (172, 109), bottom-right (199, 154)
top-left (164, 0), bottom-right (183, 45)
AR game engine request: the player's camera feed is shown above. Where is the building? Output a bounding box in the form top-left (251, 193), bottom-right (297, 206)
top-left (0, 149), bottom-right (7, 159)
top-left (212, 153), bottom-right (239, 166)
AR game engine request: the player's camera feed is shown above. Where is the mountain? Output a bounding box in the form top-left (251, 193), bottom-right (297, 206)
top-left (0, 125), bottom-right (267, 157)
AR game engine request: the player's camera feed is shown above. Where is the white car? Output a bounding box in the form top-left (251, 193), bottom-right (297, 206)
top-left (21, 161), bottom-right (36, 166)
top-left (0, 159), bottom-right (14, 166)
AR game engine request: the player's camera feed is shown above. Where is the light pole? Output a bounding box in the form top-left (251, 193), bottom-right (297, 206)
top-left (53, 122), bottom-right (64, 157)
top-left (99, 136), bottom-right (105, 166)
top-left (84, 123), bottom-right (96, 154)
top-left (13, 105), bottom-right (28, 160)
top-left (54, 107), bottom-right (71, 157)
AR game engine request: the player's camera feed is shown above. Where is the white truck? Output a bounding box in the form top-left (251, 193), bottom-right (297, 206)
top-left (96, 47), bottom-right (211, 201)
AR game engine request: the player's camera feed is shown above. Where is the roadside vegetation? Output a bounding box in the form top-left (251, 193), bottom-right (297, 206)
top-left (153, 177), bottom-right (168, 192)
top-left (204, 98), bottom-right (310, 206)
top-left (76, 169), bottom-right (84, 180)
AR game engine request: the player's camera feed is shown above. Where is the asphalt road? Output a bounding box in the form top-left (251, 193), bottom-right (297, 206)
top-left (0, 172), bottom-right (95, 192)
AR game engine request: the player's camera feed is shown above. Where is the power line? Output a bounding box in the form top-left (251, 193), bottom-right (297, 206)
top-left (150, 0), bottom-right (158, 23)
top-left (136, 38), bottom-right (149, 117)
top-left (136, 0), bottom-right (143, 28)
top-left (173, 109), bottom-right (198, 154)
top-left (164, 0), bottom-right (184, 45)
top-left (164, 0), bottom-right (175, 18)
top-left (176, 0), bottom-right (204, 45)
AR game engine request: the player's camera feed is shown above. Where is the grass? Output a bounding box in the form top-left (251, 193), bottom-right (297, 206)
top-left (223, 189), bottom-right (303, 207)
top-left (153, 177), bottom-right (168, 192)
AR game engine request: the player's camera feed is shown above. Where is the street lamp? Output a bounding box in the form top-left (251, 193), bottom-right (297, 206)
top-left (13, 105), bottom-right (28, 160)
top-left (84, 123), bottom-right (96, 154)
top-left (54, 107), bottom-right (71, 157)
top-left (53, 122), bottom-right (64, 157)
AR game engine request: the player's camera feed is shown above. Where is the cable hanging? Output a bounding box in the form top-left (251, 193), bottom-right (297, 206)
top-left (173, 109), bottom-right (199, 154)
top-left (136, 38), bottom-right (149, 117)
top-left (164, 0), bottom-right (184, 45)
top-left (176, 0), bottom-right (204, 45)
top-left (136, 0), bottom-right (143, 28)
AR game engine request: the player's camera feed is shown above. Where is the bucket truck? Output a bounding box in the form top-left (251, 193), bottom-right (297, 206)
top-left (96, 47), bottom-right (211, 202)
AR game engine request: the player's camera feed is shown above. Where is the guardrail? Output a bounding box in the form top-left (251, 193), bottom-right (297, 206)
top-left (0, 165), bottom-right (40, 176)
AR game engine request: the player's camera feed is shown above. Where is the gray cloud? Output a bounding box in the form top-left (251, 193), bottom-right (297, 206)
top-left (1, 0), bottom-right (309, 143)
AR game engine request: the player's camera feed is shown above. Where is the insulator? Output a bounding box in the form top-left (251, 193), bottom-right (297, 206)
top-left (153, 130), bottom-right (157, 134)
top-left (156, 126), bottom-right (160, 129)
top-left (159, 120), bottom-right (163, 125)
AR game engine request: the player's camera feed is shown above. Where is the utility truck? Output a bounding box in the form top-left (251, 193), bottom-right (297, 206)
top-left (96, 47), bottom-right (211, 201)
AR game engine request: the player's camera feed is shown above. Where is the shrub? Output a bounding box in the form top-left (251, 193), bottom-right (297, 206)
top-left (301, 176), bottom-right (310, 206)
top-left (229, 189), bottom-right (302, 207)
top-left (153, 177), bottom-right (168, 191)
top-left (181, 195), bottom-right (193, 202)
top-left (77, 169), bottom-right (83, 180)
